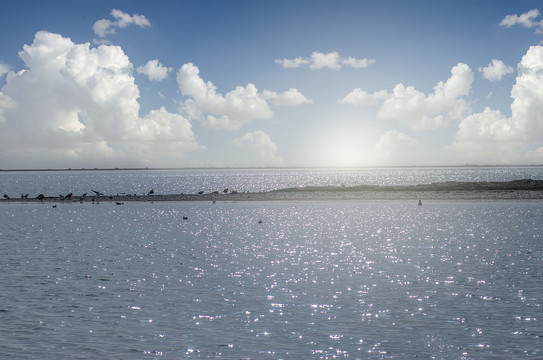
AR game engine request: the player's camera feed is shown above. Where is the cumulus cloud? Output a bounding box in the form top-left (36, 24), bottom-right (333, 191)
top-left (500, 9), bottom-right (543, 32)
top-left (374, 130), bottom-right (418, 158)
top-left (274, 57), bottom-right (309, 68)
top-left (341, 56), bottom-right (376, 69)
top-left (177, 63), bottom-right (272, 130)
top-left (0, 31), bottom-right (200, 168)
top-left (233, 130), bottom-right (282, 164)
top-left (340, 63), bottom-right (473, 130)
top-left (177, 63), bottom-right (311, 130)
top-left (93, 9), bottom-right (151, 37)
top-left (137, 59), bottom-right (172, 81)
top-left (337, 88), bottom-right (390, 106)
top-left (261, 88), bottom-right (313, 106)
top-left (451, 45), bottom-right (543, 162)
top-left (0, 63), bottom-right (9, 77)
top-left (275, 51), bottom-right (375, 70)
top-left (478, 59), bottom-right (514, 81)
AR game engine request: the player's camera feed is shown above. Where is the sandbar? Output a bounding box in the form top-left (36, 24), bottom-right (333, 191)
top-left (3, 179), bottom-right (543, 203)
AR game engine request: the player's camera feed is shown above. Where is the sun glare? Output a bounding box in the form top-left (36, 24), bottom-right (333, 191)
top-left (318, 134), bottom-right (370, 167)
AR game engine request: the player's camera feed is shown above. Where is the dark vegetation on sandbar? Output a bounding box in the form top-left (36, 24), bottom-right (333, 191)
top-left (3, 179), bottom-right (543, 203)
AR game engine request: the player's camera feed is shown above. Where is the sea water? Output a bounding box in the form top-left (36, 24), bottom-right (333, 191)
top-left (1, 198), bottom-right (542, 359)
top-left (2, 166), bottom-right (543, 197)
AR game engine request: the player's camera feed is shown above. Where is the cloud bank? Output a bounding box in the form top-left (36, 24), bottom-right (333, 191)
top-left (0, 31), bottom-right (199, 168)
top-left (451, 45), bottom-right (543, 162)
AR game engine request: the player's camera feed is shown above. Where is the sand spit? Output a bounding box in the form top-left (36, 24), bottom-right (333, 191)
top-left (3, 179), bottom-right (543, 203)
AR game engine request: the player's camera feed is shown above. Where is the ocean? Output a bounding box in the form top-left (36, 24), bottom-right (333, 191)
top-left (1, 167), bottom-right (542, 359)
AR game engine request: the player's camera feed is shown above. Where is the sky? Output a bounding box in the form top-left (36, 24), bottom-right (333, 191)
top-left (2, 1), bottom-right (543, 169)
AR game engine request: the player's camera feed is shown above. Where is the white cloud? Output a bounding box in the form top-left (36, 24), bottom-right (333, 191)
top-left (276, 51), bottom-right (375, 70)
top-left (93, 9), bottom-right (151, 38)
top-left (177, 63), bottom-right (275, 130)
top-left (310, 51), bottom-right (341, 70)
top-left (233, 130), bottom-right (282, 164)
top-left (274, 57), bottom-right (309, 68)
top-left (0, 31), bottom-right (200, 168)
top-left (0, 92), bottom-right (15, 122)
top-left (500, 9), bottom-right (542, 31)
top-left (374, 130), bottom-right (418, 158)
top-left (261, 88), bottom-right (313, 106)
top-left (340, 63), bottom-right (473, 130)
top-left (341, 56), bottom-right (376, 68)
top-left (478, 59), bottom-right (514, 81)
top-left (451, 45), bottom-right (543, 162)
top-left (337, 88), bottom-right (389, 106)
top-left (137, 59), bottom-right (172, 81)
top-left (0, 63), bottom-right (9, 77)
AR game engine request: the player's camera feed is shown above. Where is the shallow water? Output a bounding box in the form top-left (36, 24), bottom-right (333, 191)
top-left (1, 200), bottom-right (542, 359)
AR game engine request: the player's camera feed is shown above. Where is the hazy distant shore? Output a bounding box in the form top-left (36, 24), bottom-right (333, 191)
top-left (3, 179), bottom-right (543, 202)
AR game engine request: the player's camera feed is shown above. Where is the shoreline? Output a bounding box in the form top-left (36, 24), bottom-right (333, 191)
top-left (3, 180), bottom-right (543, 202)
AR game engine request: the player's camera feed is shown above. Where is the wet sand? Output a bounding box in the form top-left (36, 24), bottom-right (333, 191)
top-left (3, 179), bottom-right (543, 202)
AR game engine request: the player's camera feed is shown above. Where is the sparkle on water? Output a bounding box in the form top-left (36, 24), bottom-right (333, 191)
top-left (1, 199), bottom-right (542, 359)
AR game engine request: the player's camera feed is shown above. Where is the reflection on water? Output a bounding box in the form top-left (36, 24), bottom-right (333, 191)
top-left (0, 200), bottom-right (542, 359)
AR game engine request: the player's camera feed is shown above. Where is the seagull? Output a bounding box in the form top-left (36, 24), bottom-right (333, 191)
top-left (148, 189), bottom-right (154, 195)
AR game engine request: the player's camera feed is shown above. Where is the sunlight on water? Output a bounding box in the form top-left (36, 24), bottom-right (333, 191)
top-left (0, 200), bottom-right (542, 358)
top-left (2, 166), bottom-right (543, 196)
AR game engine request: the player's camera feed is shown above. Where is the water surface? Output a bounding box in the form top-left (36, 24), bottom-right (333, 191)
top-left (1, 200), bottom-right (541, 359)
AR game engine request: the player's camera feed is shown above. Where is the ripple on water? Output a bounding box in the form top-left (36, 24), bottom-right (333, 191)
top-left (0, 200), bottom-right (542, 358)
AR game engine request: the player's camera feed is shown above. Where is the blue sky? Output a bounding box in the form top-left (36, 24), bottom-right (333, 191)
top-left (2, 1), bottom-right (543, 169)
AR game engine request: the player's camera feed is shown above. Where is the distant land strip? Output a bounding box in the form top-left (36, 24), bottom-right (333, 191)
top-left (3, 179), bottom-right (543, 203)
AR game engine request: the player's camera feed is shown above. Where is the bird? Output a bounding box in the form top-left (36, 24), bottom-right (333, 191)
top-left (258, 219), bottom-right (263, 224)
top-left (183, 216), bottom-right (188, 220)
top-left (52, 205), bottom-right (57, 208)
top-left (148, 189), bottom-right (154, 195)
top-left (3, 194), bottom-right (8, 199)
top-left (37, 194), bottom-right (45, 200)
top-left (223, 188), bottom-right (228, 193)
top-left (418, 199), bottom-right (422, 206)
top-left (92, 190), bottom-right (103, 196)
top-left (65, 193), bottom-right (73, 199)
top-left (116, 202), bottom-right (124, 205)
top-left (197, 191), bottom-right (204, 195)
